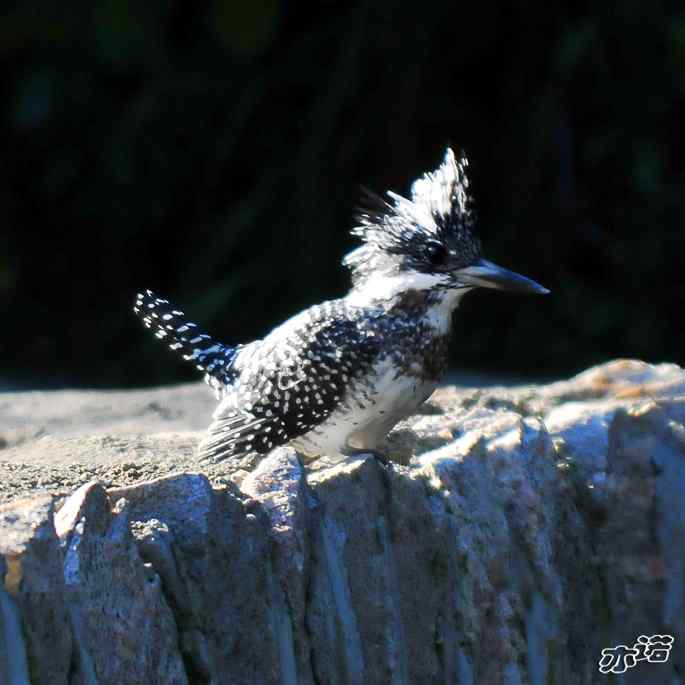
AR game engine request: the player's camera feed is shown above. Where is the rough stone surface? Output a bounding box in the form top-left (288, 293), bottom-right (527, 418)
top-left (0, 359), bottom-right (683, 683)
top-left (56, 481), bottom-right (188, 685)
top-left (0, 495), bottom-right (71, 685)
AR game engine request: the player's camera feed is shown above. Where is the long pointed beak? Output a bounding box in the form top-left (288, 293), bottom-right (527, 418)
top-left (456, 259), bottom-right (550, 294)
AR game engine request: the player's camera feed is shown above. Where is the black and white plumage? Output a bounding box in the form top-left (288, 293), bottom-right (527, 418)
top-left (134, 148), bottom-right (548, 465)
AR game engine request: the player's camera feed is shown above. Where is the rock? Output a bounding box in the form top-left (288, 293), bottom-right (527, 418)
top-left (241, 449), bottom-right (311, 685)
top-left (109, 473), bottom-right (279, 684)
top-left (0, 383), bottom-right (214, 449)
top-left (0, 359), bottom-right (683, 683)
top-left (55, 481), bottom-right (187, 684)
top-left (0, 495), bottom-right (71, 685)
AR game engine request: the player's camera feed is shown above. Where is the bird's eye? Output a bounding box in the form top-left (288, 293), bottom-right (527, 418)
top-left (427, 243), bottom-right (449, 267)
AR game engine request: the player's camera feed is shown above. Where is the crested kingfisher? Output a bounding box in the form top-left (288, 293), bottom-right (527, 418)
top-left (134, 148), bottom-right (548, 464)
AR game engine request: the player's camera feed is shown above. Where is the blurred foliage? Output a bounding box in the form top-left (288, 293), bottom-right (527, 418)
top-left (1, 0), bottom-right (684, 388)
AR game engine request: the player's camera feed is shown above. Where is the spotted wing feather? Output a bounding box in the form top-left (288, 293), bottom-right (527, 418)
top-left (197, 301), bottom-right (381, 463)
top-left (197, 412), bottom-right (270, 462)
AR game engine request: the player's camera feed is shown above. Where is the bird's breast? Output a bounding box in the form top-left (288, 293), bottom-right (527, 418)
top-left (375, 312), bottom-right (450, 383)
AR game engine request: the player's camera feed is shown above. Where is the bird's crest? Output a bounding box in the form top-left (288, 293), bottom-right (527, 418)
top-left (344, 147), bottom-right (481, 283)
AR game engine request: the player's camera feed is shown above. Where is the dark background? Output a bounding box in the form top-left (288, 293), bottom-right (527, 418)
top-left (2, 0), bottom-right (684, 389)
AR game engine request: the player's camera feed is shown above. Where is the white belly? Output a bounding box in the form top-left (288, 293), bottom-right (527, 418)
top-left (292, 358), bottom-right (436, 462)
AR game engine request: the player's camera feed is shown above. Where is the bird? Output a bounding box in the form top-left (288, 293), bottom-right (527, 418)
top-left (134, 147), bottom-right (548, 465)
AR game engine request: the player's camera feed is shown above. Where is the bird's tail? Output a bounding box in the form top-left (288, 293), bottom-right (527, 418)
top-left (133, 290), bottom-right (239, 386)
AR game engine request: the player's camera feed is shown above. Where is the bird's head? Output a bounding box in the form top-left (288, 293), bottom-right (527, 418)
top-left (344, 147), bottom-right (548, 307)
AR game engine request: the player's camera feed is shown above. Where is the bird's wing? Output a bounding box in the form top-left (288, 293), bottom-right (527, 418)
top-left (197, 301), bottom-right (382, 464)
top-left (197, 410), bottom-right (271, 463)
